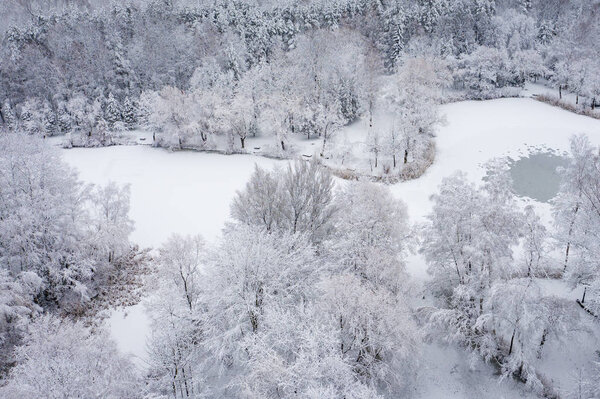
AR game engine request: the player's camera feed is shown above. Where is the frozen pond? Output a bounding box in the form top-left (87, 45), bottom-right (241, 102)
top-left (508, 150), bottom-right (568, 202)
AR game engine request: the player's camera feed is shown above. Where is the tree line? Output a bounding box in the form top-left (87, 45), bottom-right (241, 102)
top-left (0, 1), bottom-right (598, 166)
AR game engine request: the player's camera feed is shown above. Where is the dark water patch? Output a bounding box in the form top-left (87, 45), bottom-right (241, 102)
top-left (508, 150), bottom-right (568, 202)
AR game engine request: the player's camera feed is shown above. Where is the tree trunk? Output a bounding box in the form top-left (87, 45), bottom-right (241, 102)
top-left (403, 149), bottom-right (408, 164)
top-left (340, 315), bottom-right (344, 353)
top-left (281, 140), bottom-right (285, 151)
top-left (576, 93), bottom-right (579, 105)
top-left (479, 297), bottom-right (483, 314)
top-left (181, 366), bottom-right (190, 397)
top-left (240, 136), bottom-right (245, 149)
top-left (320, 125), bottom-right (329, 157)
top-left (559, 85), bottom-right (562, 99)
top-left (564, 241), bottom-right (571, 273)
top-left (537, 328), bottom-right (547, 359)
top-left (564, 203), bottom-right (580, 273)
top-left (393, 154), bottom-right (396, 168)
top-left (508, 328), bottom-right (516, 355)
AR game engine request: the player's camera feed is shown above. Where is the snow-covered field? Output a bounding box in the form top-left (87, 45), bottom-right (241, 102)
top-left (61, 97), bottom-right (600, 398)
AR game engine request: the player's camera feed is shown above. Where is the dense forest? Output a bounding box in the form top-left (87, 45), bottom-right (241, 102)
top-left (1, 1), bottom-right (599, 169)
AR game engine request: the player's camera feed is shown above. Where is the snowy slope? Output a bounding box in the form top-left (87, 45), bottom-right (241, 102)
top-left (61, 97), bottom-right (600, 396)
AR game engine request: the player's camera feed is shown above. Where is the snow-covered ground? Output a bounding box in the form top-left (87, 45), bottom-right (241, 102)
top-left (62, 148), bottom-right (283, 247)
top-left (62, 148), bottom-right (283, 368)
top-left (61, 97), bottom-right (600, 397)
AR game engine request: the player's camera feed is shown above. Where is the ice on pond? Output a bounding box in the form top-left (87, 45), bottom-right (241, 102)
top-left (508, 150), bottom-right (568, 202)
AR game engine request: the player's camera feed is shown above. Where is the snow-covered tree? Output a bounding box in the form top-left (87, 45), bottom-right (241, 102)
top-left (65, 95), bottom-right (99, 137)
top-left (240, 302), bottom-right (383, 399)
top-left (103, 92), bottom-right (122, 128)
top-left (121, 96), bottom-right (138, 128)
top-left (0, 269), bottom-right (42, 375)
top-left (18, 98), bottom-right (54, 137)
top-left (554, 135), bottom-right (600, 313)
top-left (199, 225), bottom-right (319, 389)
top-left (522, 205), bottom-right (550, 277)
top-left (328, 181), bottom-right (410, 293)
top-left (146, 234), bottom-right (206, 399)
top-left (423, 164), bottom-right (521, 299)
top-left (231, 159), bottom-right (336, 243)
top-left (0, 315), bottom-right (141, 398)
top-left (141, 87), bottom-right (191, 149)
top-left (89, 182), bottom-right (134, 265)
top-left (0, 100), bottom-right (17, 129)
top-left (229, 85), bottom-right (255, 150)
top-left (319, 274), bottom-right (420, 393)
top-left (366, 128), bottom-right (383, 169)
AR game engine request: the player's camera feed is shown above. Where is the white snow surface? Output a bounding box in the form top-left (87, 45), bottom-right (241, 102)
top-left (61, 97), bottom-right (600, 397)
top-left (62, 148), bottom-right (283, 247)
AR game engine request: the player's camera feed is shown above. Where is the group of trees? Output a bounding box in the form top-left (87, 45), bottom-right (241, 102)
top-left (1, 93), bottom-right (138, 143)
top-left (145, 159), bottom-right (420, 398)
top-left (140, 28), bottom-right (374, 157)
top-left (364, 54), bottom-right (447, 179)
top-left (1, 0), bottom-right (599, 167)
top-left (421, 136), bottom-right (600, 396)
top-left (554, 135), bottom-right (600, 317)
top-left (0, 133), bottom-right (147, 395)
